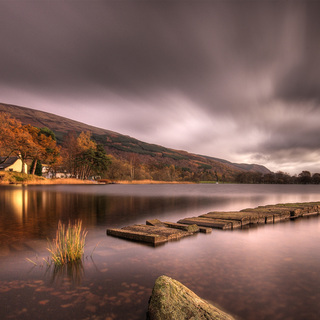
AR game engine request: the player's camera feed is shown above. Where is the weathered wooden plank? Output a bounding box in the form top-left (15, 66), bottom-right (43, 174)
top-left (240, 208), bottom-right (280, 224)
top-left (238, 211), bottom-right (268, 224)
top-left (146, 219), bottom-right (166, 227)
top-left (265, 202), bottom-right (320, 218)
top-left (260, 207), bottom-right (291, 221)
top-left (163, 222), bottom-right (200, 233)
top-left (107, 228), bottom-right (167, 245)
top-left (198, 226), bottom-right (213, 233)
top-left (123, 225), bottom-right (191, 241)
top-left (200, 212), bottom-right (251, 226)
top-left (302, 211), bottom-right (319, 217)
top-left (171, 222), bottom-right (212, 233)
top-left (273, 214), bottom-right (282, 223)
top-left (255, 207), bottom-right (291, 221)
top-left (199, 217), bottom-right (242, 229)
top-left (274, 202), bottom-right (320, 212)
top-left (216, 219), bottom-right (242, 229)
top-left (272, 206), bottom-right (303, 218)
top-left (178, 217), bottom-right (232, 230)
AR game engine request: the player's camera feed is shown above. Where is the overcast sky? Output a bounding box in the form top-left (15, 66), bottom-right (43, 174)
top-left (1, 0), bottom-right (320, 174)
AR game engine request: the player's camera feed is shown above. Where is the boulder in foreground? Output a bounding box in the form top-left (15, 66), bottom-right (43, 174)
top-left (147, 275), bottom-right (235, 320)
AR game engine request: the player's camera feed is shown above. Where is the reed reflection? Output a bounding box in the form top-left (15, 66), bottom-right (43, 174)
top-left (47, 261), bottom-right (85, 287)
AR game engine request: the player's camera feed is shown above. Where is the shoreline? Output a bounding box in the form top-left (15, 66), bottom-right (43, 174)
top-left (0, 178), bottom-right (98, 185)
top-left (0, 176), bottom-right (196, 186)
top-left (108, 179), bottom-right (195, 185)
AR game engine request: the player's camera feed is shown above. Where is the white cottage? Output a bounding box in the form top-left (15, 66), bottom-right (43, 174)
top-left (0, 157), bottom-right (28, 173)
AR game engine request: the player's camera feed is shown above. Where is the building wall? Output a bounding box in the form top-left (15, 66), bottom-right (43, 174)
top-left (5, 159), bottom-right (28, 173)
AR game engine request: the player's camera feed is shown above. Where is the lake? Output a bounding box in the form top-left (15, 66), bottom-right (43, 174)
top-left (0, 184), bottom-right (319, 320)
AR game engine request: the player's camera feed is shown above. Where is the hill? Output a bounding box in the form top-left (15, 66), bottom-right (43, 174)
top-left (0, 102), bottom-right (271, 180)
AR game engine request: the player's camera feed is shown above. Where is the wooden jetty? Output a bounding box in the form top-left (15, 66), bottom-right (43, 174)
top-left (106, 223), bottom-right (203, 245)
top-left (106, 201), bottom-right (320, 245)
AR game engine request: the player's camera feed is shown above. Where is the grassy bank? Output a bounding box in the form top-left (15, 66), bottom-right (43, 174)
top-left (0, 172), bottom-right (97, 185)
top-left (0, 173), bottom-right (197, 185)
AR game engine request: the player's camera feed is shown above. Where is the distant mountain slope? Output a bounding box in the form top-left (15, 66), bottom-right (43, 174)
top-left (203, 155), bottom-right (271, 175)
top-left (0, 103), bottom-right (115, 138)
top-left (0, 102), bottom-right (271, 178)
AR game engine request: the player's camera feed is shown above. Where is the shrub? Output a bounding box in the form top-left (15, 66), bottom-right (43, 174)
top-left (47, 220), bottom-right (87, 266)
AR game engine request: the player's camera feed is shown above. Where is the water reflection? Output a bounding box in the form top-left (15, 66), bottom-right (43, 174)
top-left (0, 185), bottom-right (253, 246)
top-left (1, 184), bottom-right (320, 247)
top-left (0, 184), bottom-right (320, 320)
top-left (7, 187), bottom-right (28, 222)
top-left (48, 261), bottom-right (85, 287)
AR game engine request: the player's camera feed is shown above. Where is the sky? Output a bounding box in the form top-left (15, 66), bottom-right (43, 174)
top-left (1, 0), bottom-right (320, 175)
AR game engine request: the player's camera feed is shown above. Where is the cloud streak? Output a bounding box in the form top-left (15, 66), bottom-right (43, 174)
top-left (0, 1), bottom-right (320, 174)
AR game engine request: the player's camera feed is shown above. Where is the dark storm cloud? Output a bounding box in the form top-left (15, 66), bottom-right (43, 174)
top-left (0, 1), bottom-right (213, 92)
top-left (1, 0), bottom-right (320, 173)
top-left (275, 4), bottom-right (320, 104)
top-left (0, 1), bottom-right (303, 97)
top-left (256, 121), bottom-right (320, 153)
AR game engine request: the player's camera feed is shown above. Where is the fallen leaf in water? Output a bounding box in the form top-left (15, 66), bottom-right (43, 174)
top-left (85, 304), bottom-right (96, 312)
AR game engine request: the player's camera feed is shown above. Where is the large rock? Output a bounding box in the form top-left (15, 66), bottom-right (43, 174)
top-left (147, 275), bottom-right (235, 320)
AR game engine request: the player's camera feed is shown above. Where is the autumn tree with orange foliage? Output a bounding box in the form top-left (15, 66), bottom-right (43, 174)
top-left (25, 125), bottom-right (61, 175)
top-left (61, 131), bottom-right (111, 179)
top-left (0, 112), bottom-right (61, 174)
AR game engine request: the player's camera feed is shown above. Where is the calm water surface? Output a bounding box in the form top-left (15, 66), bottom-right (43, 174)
top-left (0, 184), bottom-right (319, 319)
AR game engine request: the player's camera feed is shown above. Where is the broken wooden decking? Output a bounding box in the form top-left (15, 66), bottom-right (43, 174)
top-left (106, 201), bottom-right (320, 245)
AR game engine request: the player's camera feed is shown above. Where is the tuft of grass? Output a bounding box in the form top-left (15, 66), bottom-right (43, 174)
top-left (47, 220), bottom-right (87, 266)
top-left (26, 257), bottom-right (38, 266)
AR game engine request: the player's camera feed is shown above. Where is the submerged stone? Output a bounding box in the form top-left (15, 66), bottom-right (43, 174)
top-left (147, 275), bottom-right (235, 320)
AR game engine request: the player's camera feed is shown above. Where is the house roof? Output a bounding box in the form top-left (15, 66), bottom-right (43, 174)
top-left (0, 157), bottom-right (20, 169)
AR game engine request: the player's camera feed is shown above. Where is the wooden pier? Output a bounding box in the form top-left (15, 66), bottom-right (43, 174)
top-left (106, 201), bottom-right (320, 245)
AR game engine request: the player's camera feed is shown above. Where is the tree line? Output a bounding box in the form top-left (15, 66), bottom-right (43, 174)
top-left (103, 157), bottom-right (227, 183)
top-left (235, 170), bottom-right (320, 184)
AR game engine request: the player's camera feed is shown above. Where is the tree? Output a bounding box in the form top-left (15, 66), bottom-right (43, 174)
top-left (0, 113), bottom-right (61, 174)
top-left (104, 155), bottom-right (130, 180)
top-left (61, 131), bottom-right (79, 176)
top-left (62, 131), bottom-right (111, 179)
top-left (127, 153), bottom-right (139, 180)
top-left (30, 159), bottom-right (43, 176)
top-left (0, 113), bottom-right (39, 173)
top-left (93, 144), bottom-right (112, 176)
top-left (77, 131), bottom-right (96, 150)
top-left (37, 128), bottom-right (61, 175)
top-left (274, 171), bottom-right (292, 184)
top-left (297, 171), bottom-right (312, 184)
top-left (26, 125), bottom-right (61, 175)
top-left (312, 173), bottom-right (320, 184)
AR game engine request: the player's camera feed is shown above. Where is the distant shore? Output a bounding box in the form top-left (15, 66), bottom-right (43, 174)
top-left (100, 179), bottom-right (195, 185)
top-left (0, 173), bottom-right (195, 185)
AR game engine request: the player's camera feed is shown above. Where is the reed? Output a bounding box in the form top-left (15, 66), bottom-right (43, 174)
top-left (47, 220), bottom-right (87, 266)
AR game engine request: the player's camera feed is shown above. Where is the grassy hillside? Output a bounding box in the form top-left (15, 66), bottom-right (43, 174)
top-left (0, 102), bottom-right (271, 180)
